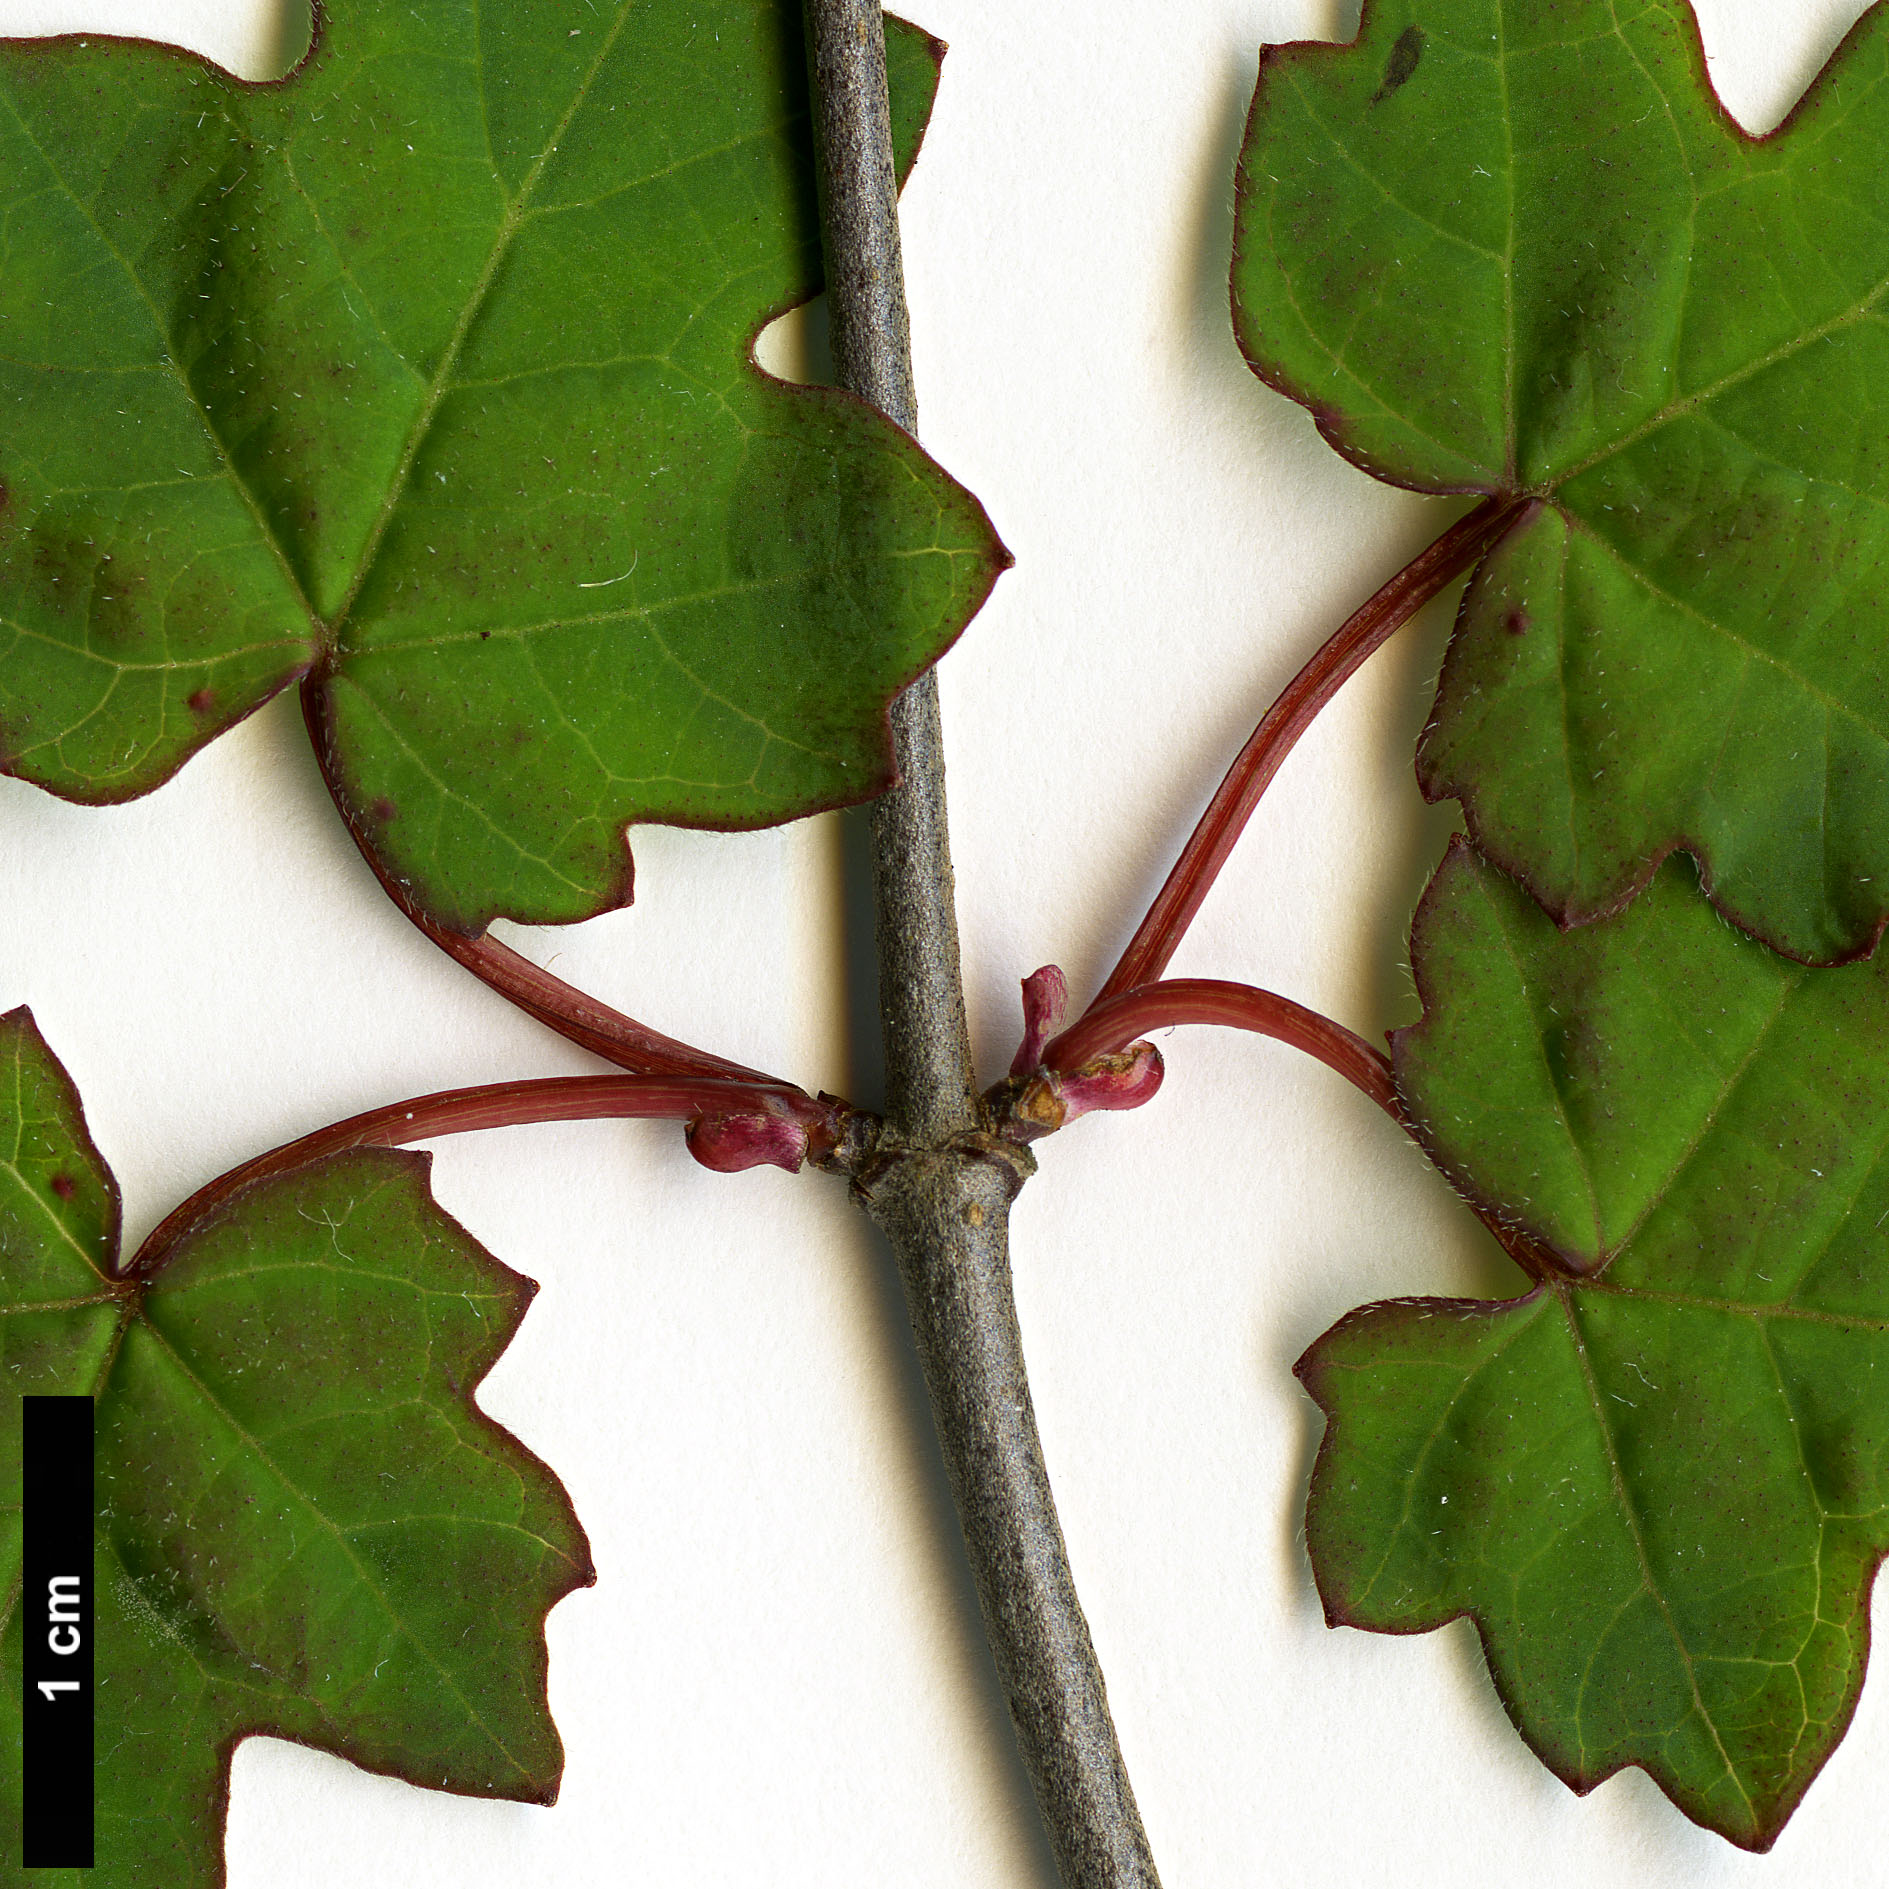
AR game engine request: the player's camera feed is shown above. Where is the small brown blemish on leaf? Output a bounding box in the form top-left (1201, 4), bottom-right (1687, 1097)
top-left (187, 686), bottom-right (216, 714)
top-left (1372, 26), bottom-right (1423, 104)
top-left (1505, 608), bottom-right (1531, 636)
top-left (370, 797), bottom-right (398, 822)
top-left (49, 1173), bottom-right (76, 1200)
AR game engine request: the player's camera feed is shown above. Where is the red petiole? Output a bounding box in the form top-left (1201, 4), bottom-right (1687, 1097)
top-left (304, 674), bottom-right (785, 1089)
top-left (129, 1072), bottom-right (833, 1277)
top-left (132, 687), bottom-right (847, 1291)
top-left (1043, 978), bottom-right (1400, 1120)
top-left (265, 503), bottom-right (1515, 1275)
top-left (405, 906), bottom-right (790, 1085)
top-left (1093, 495), bottom-right (1524, 1006)
top-left (1011, 499), bottom-right (1530, 1153)
top-left (1039, 977), bottom-right (1564, 1285)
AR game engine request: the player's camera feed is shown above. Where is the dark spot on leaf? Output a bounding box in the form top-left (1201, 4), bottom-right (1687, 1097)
top-left (49, 1172), bottom-right (76, 1200)
top-left (16, 526), bottom-right (159, 652)
top-left (371, 797), bottom-right (398, 822)
top-left (1372, 26), bottom-right (1423, 104)
top-left (187, 686), bottom-right (216, 714)
top-left (1505, 608), bottom-right (1530, 636)
top-left (0, 479), bottom-right (10, 516)
top-left (1540, 1019), bottom-right (1580, 1092)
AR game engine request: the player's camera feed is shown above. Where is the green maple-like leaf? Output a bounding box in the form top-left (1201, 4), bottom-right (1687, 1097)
top-left (1299, 840), bottom-right (1889, 1848)
top-left (0, 1008), bottom-right (593, 1883)
top-left (0, 1), bottom-right (1002, 931)
top-left (1235, 0), bottom-right (1889, 964)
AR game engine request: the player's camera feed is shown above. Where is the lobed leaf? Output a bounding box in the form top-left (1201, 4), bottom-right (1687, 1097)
top-left (1235, 0), bottom-right (1889, 962)
top-left (1300, 843), bottom-right (1889, 1848)
top-left (0, 1009), bottom-right (592, 1882)
top-left (0, 1), bottom-right (1004, 931)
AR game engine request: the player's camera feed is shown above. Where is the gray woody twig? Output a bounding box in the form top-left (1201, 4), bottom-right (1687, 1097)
top-left (800, 6), bottom-right (1164, 1883)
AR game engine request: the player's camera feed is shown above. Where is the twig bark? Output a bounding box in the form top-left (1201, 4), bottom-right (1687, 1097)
top-left (802, 5), bottom-right (1163, 1882)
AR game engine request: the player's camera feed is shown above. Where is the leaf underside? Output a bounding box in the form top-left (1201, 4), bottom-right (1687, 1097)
top-left (0, 1), bottom-right (1004, 931)
top-left (1301, 841), bottom-right (1889, 1849)
top-left (1235, 0), bottom-right (1889, 963)
top-left (0, 1008), bottom-right (593, 1884)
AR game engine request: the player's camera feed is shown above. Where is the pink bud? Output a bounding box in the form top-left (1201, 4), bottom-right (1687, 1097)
top-left (1010, 964), bottom-right (1070, 1077)
top-left (685, 1110), bottom-right (808, 1174)
top-left (1058, 1041), bottom-right (1164, 1121)
top-left (996, 1041), bottom-right (1165, 1144)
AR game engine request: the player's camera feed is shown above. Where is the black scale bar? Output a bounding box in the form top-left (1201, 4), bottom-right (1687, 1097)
top-left (21, 1395), bottom-right (94, 1869)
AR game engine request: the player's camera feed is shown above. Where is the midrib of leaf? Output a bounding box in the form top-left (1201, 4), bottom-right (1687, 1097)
top-left (324, 0), bottom-right (638, 644)
top-left (1586, 1281), bottom-right (1889, 1333)
top-left (1750, 1327), bottom-right (1839, 1789)
top-left (8, 8), bottom-right (654, 666)
top-left (0, 1290), bottom-right (120, 1316)
top-left (3, 618), bottom-right (309, 676)
top-left (128, 1307), bottom-right (538, 1783)
top-left (88, 1296), bottom-right (135, 1400)
top-left (336, 683), bottom-right (594, 894)
top-left (1348, 1297), bottom-right (1545, 1610)
top-left (1285, 13), bottom-right (1889, 509)
top-left (1268, 71), bottom-right (1508, 481)
top-left (1558, 1285), bottom-right (1757, 1820)
top-left (1287, 76), bottom-right (1503, 265)
top-left (277, 140), bottom-right (424, 375)
top-left (0, 1158), bottom-right (108, 1283)
top-left (1753, 1323), bottom-right (1835, 1723)
top-left (1496, 0), bottom-right (1516, 490)
top-left (89, 1519), bottom-right (313, 1709)
top-left (1599, 0), bottom-right (1697, 449)
top-left (1542, 19), bottom-right (1889, 500)
top-left (1546, 268), bottom-right (1889, 496)
top-left (0, 83), bottom-right (320, 633)
top-left (1564, 509), bottom-right (1889, 742)
top-left (1481, 868), bottom-right (1604, 1254)
top-left (363, 561), bottom-right (917, 663)
top-left (0, 1292), bottom-right (142, 1677)
top-left (3, 1047), bottom-right (111, 1287)
top-left (1549, 512), bottom-right (1582, 882)
top-left (368, 572), bottom-right (855, 763)
top-left (1584, 959), bottom-right (1804, 1270)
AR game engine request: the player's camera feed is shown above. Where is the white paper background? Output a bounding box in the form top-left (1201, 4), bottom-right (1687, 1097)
top-left (1, 0), bottom-right (1883, 1882)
